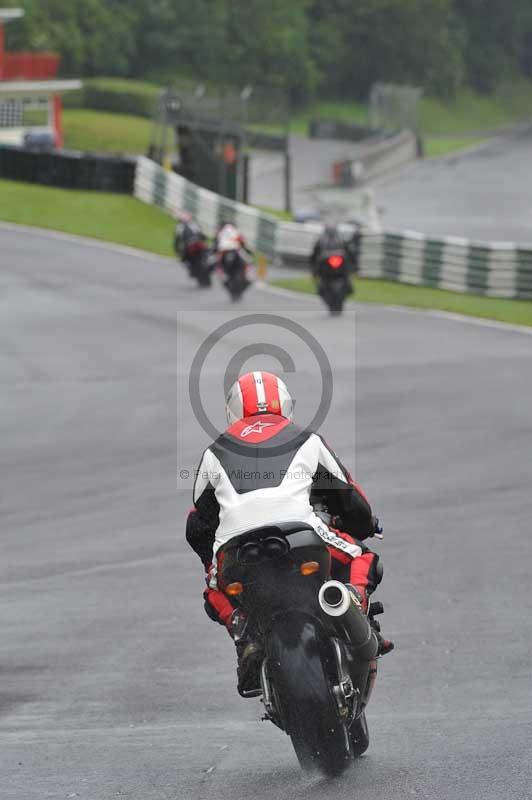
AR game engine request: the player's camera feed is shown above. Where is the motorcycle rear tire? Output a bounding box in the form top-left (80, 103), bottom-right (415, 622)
top-left (197, 273), bottom-right (211, 288)
top-left (324, 282), bottom-right (346, 316)
top-left (227, 276), bottom-right (248, 301)
top-left (268, 617), bottom-right (352, 777)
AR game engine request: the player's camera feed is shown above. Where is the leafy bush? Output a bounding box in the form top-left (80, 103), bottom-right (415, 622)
top-left (63, 78), bottom-right (160, 118)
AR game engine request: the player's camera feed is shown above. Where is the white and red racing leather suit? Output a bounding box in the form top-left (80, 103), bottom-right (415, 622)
top-left (186, 413), bottom-right (382, 625)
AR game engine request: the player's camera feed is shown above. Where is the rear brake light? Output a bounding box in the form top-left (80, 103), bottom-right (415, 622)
top-left (327, 255), bottom-right (344, 269)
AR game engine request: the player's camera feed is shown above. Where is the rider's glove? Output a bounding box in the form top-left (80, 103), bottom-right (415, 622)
top-left (371, 516), bottom-right (383, 539)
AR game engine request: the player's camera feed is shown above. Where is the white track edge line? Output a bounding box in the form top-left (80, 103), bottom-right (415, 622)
top-left (0, 220), bottom-right (174, 264)
top-left (256, 281), bottom-right (318, 302)
top-left (258, 283), bottom-right (532, 336)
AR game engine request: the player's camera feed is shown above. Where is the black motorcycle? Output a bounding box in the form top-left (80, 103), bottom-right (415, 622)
top-left (221, 249), bottom-right (251, 301)
top-left (218, 522), bottom-right (380, 776)
top-left (317, 252), bottom-right (352, 316)
top-left (184, 237), bottom-right (214, 288)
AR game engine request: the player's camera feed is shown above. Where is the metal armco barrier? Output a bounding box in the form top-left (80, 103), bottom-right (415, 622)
top-left (134, 155), bottom-right (343, 265)
top-left (135, 155), bottom-right (288, 259)
top-left (0, 145), bottom-right (136, 193)
top-left (134, 156), bottom-right (532, 300)
top-left (347, 130), bottom-right (418, 184)
top-left (312, 127), bottom-right (418, 186)
top-left (360, 231), bottom-right (532, 300)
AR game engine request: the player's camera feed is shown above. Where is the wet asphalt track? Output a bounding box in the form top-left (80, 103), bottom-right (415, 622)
top-left (378, 127), bottom-right (532, 242)
top-left (1, 224), bottom-right (532, 800)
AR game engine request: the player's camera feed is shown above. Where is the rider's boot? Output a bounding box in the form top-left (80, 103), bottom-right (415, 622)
top-left (346, 584), bottom-right (395, 656)
top-left (374, 629), bottom-right (395, 656)
top-left (228, 609), bottom-right (263, 695)
top-left (236, 641), bottom-right (263, 695)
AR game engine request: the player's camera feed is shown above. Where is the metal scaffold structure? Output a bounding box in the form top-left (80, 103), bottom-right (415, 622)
top-left (148, 81), bottom-right (292, 211)
top-left (369, 82), bottom-right (423, 135)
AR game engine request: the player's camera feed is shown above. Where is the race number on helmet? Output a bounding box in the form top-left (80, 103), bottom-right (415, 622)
top-left (225, 371), bottom-right (294, 424)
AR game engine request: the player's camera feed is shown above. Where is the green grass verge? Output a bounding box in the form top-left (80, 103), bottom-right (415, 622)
top-left (271, 277), bottom-right (532, 327)
top-left (256, 205), bottom-right (293, 221)
top-left (63, 109), bottom-right (153, 154)
top-left (424, 136), bottom-right (486, 158)
top-left (419, 77), bottom-right (532, 134)
top-left (0, 178), bottom-right (174, 256)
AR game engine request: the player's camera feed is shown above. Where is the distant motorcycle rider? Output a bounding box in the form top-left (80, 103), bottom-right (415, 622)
top-left (216, 221), bottom-right (242, 251)
top-left (311, 223), bottom-right (354, 295)
top-left (215, 221), bottom-right (254, 290)
top-left (174, 212), bottom-right (205, 265)
top-left (186, 371), bottom-right (393, 693)
top-left (216, 221), bottom-right (253, 259)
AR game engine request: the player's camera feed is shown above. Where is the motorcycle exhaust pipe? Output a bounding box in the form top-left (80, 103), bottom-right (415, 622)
top-left (318, 580), bottom-right (378, 662)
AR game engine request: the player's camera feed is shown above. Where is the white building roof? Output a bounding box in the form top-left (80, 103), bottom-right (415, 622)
top-left (0, 8), bottom-right (24, 22)
top-left (0, 79), bottom-right (82, 96)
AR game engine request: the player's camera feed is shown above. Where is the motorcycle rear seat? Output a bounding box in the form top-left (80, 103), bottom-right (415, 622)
top-left (221, 522), bottom-right (318, 552)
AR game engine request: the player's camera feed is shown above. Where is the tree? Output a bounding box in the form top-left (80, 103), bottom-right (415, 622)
top-left (7, 0), bottom-right (532, 102)
top-left (310, 0), bottom-right (465, 99)
top-left (8, 0), bottom-right (137, 76)
top-left (455, 0), bottom-right (532, 92)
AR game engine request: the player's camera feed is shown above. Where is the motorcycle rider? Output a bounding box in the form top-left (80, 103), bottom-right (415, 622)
top-left (215, 220), bottom-right (250, 254)
top-left (311, 222), bottom-right (354, 296)
top-left (186, 371), bottom-right (394, 693)
top-left (216, 221), bottom-right (253, 281)
top-left (174, 212), bottom-right (205, 268)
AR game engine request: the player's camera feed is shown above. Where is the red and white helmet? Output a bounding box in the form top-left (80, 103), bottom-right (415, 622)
top-left (225, 371), bottom-right (294, 425)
